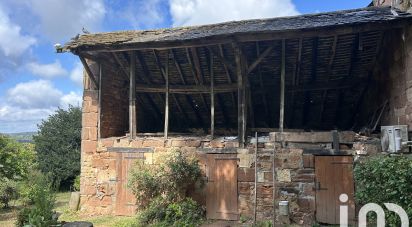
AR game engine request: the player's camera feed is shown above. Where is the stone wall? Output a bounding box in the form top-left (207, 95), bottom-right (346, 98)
top-left (79, 128), bottom-right (379, 225)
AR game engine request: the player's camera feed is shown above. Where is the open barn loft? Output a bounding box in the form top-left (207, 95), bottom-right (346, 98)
top-left (63, 6), bottom-right (412, 145)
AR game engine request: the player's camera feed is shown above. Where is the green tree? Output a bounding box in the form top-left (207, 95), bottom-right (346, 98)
top-left (33, 106), bottom-right (81, 187)
top-left (0, 135), bottom-right (36, 180)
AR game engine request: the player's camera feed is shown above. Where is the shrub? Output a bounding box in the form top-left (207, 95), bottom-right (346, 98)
top-left (16, 172), bottom-right (57, 227)
top-left (0, 178), bottom-right (18, 208)
top-left (354, 155), bottom-right (412, 226)
top-left (129, 150), bottom-right (205, 226)
top-left (162, 198), bottom-right (205, 227)
top-left (73, 175), bottom-right (80, 191)
top-left (128, 160), bottom-right (162, 209)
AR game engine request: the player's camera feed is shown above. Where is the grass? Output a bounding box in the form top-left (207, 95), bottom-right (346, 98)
top-left (0, 192), bottom-right (136, 227)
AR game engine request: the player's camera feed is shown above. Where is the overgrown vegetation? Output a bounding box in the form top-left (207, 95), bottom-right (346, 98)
top-left (16, 172), bottom-right (57, 227)
top-left (34, 106), bottom-right (81, 188)
top-left (354, 155), bottom-right (412, 226)
top-left (128, 150), bottom-right (205, 226)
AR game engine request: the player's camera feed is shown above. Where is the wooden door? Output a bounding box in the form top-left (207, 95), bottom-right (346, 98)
top-left (206, 154), bottom-right (239, 220)
top-left (114, 152), bottom-right (139, 215)
top-left (315, 156), bottom-right (355, 225)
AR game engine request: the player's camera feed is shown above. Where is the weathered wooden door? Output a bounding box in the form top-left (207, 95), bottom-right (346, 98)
top-left (114, 152), bottom-right (139, 215)
top-left (206, 154), bottom-right (239, 220)
top-left (315, 156), bottom-right (355, 225)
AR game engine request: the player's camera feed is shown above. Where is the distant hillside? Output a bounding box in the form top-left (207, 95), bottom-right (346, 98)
top-left (3, 132), bottom-right (37, 142)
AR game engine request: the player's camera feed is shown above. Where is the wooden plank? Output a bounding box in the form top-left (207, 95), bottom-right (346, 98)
top-left (270, 131), bottom-right (355, 143)
top-left (215, 159), bottom-right (239, 220)
top-left (129, 51), bottom-right (137, 139)
top-left (233, 43), bottom-right (246, 148)
top-left (164, 53), bottom-right (169, 139)
top-left (210, 51), bottom-right (215, 138)
top-left (79, 56), bottom-right (99, 89)
top-left (97, 63), bottom-right (102, 140)
top-left (279, 39), bottom-right (286, 134)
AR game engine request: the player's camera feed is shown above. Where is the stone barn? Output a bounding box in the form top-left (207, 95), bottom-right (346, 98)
top-left (61, 2), bottom-right (412, 225)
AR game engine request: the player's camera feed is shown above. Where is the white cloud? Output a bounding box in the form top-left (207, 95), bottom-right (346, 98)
top-left (170, 0), bottom-right (299, 27)
top-left (28, 0), bottom-right (106, 42)
top-left (60, 91), bottom-right (82, 108)
top-left (70, 62), bottom-right (84, 86)
top-left (1, 80), bottom-right (82, 133)
top-left (7, 80), bottom-right (63, 109)
top-left (0, 6), bottom-right (36, 57)
top-left (121, 0), bottom-right (167, 29)
top-left (27, 60), bottom-right (68, 79)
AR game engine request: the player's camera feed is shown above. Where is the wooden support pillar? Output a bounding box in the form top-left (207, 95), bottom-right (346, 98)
top-left (210, 51), bottom-right (215, 138)
top-left (164, 52), bottom-right (169, 139)
top-left (233, 43), bottom-right (246, 148)
top-left (129, 51), bottom-right (137, 139)
top-left (279, 39), bottom-right (286, 133)
top-left (98, 62), bottom-right (102, 140)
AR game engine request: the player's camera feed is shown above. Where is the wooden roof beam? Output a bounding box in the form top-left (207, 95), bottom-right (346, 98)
top-left (218, 44), bottom-right (237, 110)
top-left (79, 55), bottom-right (99, 89)
top-left (190, 47), bottom-right (210, 114)
top-left (247, 44), bottom-right (275, 74)
top-left (287, 38), bottom-right (302, 128)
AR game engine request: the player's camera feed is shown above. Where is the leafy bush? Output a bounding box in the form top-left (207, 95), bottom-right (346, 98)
top-left (354, 155), bottom-right (412, 226)
top-left (0, 178), bottom-right (18, 208)
top-left (129, 150), bottom-right (205, 226)
top-left (0, 135), bottom-right (36, 180)
top-left (162, 198), bottom-right (204, 227)
top-left (128, 160), bottom-right (162, 209)
top-left (73, 175), bottom-right (80, 191)
top-left (33, 106), bottom-right (81, 187)
top-left (16, 172), bottom-right (57, 227)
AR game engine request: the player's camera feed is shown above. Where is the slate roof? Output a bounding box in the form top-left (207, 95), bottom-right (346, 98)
top-left (63, 6), bottom-right (412, 52)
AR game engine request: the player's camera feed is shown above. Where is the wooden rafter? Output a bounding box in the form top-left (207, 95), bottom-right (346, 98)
top-left (207, 48), bottom-right (231, 128)
top-left (302, 37), bottom-right (318, 128)
top-left (207, 46), bottom-right (236, 72)
top-left (131, 51), bottom-right (163, 120)
top-left (247, 44), bottom-right (276, 74)
top-left (79, 55), bottom-right (99, 89)
top-left (334, 33), bottom-right (360, 127)
top-left (111, 52), bottom-right (129, 81)
top-left (256, 41), bottom-right (270, 127)
top-left (171, 49), bottom-right (204, 129)
top-left (288, 38), bottom-right (302, 128)
top-left (189, 47), bottom-right (209, 114)
top-left (319, 35), bottom-right (338, 125)
top-left (218, 44), bottom-right (237, 110)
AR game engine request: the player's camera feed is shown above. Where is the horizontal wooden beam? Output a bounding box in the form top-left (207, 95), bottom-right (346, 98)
top-left (135, 79), bottom-right (367, 94)
top-left (74, 21), bottom-right (406, 53)
top-left (136, 83), bottom-right (238, 94)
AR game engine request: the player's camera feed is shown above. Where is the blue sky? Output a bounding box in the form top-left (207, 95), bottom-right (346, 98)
top-left (0, 0), bottom-right (370, 133)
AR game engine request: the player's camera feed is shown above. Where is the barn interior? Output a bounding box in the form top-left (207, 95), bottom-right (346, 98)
top-left (63, 6), bottom-right (412, 144)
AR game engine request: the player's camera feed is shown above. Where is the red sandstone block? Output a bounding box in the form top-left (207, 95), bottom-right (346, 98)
top-left (171, 140), bottom-right (185, 147)
top-left (82, 128), bottom-right (90, 140)
top-left (82, 113), bottom-right (98, 127)
top-left (81, 185), bottom-right (96, 195)
top-left (82, 140), bottom-right (97, 154)
top-left (88, 127), bottom-right (97, 141)
top-left (210, 139), bottom-right (224, 148)
top-left (130, 140), bottom-right (143, 148)
top-left (143, 139), bottom-right (165, 147)
top-left (225, 141), bottom-right (239, 148)
top-left (238, 168), bottom-right (255, 182)
top-left (185, 140), bottom-right (201, 147)
top-left (297, 197), bottom-right (315, 211)
top-left (83, 91), bottom-right (98, 101)
top-left (101, 139), bottom-right (114, 147)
